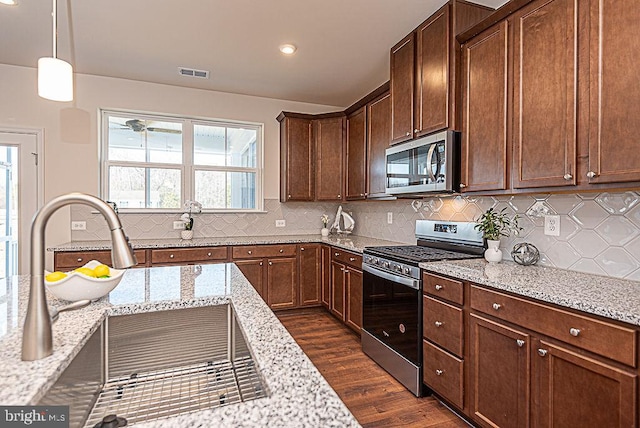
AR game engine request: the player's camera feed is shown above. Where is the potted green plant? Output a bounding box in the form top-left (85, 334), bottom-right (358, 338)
top-left (321, 214), bottom-right (330, 237)
top-left (474, 207), bottom-right (521, 263)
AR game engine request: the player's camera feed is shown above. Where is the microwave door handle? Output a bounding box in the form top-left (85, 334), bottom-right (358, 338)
top-left (426, 143), bottom-right (437, 183)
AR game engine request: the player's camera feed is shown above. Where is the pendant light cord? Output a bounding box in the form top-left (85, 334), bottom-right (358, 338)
top-left (52, 0), bottom-right (57, 59)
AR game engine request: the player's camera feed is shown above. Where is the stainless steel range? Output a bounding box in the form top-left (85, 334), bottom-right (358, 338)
top-left (361, 220), bottom-right (484, 396)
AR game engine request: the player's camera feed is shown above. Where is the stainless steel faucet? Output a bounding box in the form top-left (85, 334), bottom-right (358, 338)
top-left (22, 193), bottom-right (137, 361)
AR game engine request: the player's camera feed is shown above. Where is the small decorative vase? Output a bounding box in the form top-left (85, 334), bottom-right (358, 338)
top-left (484, 239), bottom-right (503, 263)
top-left (181, 229), bottom-right (194, 240)
top-left (321, 227), bottom-right (329, 237)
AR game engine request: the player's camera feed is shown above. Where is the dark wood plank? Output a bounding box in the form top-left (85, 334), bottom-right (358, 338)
top-left (277, 309), bottom-right (467, 428)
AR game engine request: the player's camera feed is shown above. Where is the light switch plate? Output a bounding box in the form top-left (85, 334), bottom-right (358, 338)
top-left (544, 215), bottom-right (561, 236)
top-left (71, 221), bottom-right (86, 231)
top-left (173, 221), bottom-right (185, 230)
top-left (387, 212), bottom-right (393, 224)
top-left (276, 220), bottom-right (286, 227)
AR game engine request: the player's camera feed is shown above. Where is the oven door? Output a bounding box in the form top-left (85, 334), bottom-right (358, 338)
top-left (362, 264), bottom-right (422, 365)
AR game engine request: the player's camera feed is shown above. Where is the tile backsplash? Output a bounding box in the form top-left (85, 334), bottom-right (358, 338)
top-left (72, 192), bottom-right (640, 280)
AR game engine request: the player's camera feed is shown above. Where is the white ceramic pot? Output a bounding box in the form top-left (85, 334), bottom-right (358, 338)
top-left (181, 229), bottom-right (194, 240)
top-left (484, 239), bottom-right (503, 263)
top-left (321, 227), bottom-right (329, 237)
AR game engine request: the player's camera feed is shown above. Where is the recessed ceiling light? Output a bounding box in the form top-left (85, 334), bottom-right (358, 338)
top-left (279, 44), bottom-right (297, 55)
top-left (0, 0), bottom-right (19, 5)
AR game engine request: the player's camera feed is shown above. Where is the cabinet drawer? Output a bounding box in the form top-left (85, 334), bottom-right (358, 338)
top-left (424, 272), bottom-right (464, 305)
top-left (152, 246), bottom-right (228, 264)
top-left (423, 340), bottom-right (464, 409)
top-left (331, 248), bottom-right (362, 269)
top-left (55, 250), bottom-right (146, 270)
top-left (232, 244), bottom-right (297, 259)
top-left (470, 285), bottom-right (637, 367)
top-left (423, 296), bottom-right (463, 357)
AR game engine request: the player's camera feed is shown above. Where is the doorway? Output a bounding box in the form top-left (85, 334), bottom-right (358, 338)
top-left (0, 129), bottom-right (41, 277)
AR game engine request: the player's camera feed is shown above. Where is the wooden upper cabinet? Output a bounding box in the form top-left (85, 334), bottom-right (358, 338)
top-left (512, 0), bottom-right (577, 189)
top-left (587, 0), bottom-right (640, 184)
top-left (314, 116), bottom-right (345, 201)
top-left (367, 92), bottom-right (391, 197)
top-left (346, 106), bottom-right (367, 200)
top-left (461, 21), bottom-right (509, 192)
top-left (390, 34), bottom-right (416, 145)
top-left (415, 5), bottom-right (450, 137)
top-left (278, 113), bottom-right (314, 201)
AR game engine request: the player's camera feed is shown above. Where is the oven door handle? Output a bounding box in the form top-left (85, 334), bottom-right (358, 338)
top-left (363, 264), bottom-right (421, 290)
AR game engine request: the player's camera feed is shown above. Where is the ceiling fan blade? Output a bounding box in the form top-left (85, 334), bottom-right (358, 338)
top-left (146, 127), bottom-right (182, 134)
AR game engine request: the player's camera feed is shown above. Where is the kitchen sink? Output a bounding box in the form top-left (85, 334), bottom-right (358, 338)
top-left (38, 305), bottom-right (267, 427)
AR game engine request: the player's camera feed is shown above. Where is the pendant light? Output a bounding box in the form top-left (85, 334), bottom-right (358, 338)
top-left (38, 0), bottom-right (73, 101)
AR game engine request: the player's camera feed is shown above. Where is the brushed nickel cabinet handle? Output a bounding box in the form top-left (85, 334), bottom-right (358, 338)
top-left (434, 321), bottom-right (443, 327)
top-left (492, 303), bottom-right (501, 311)
top-left (538, 349), bottom-right (548, 357)
top-left (569, 328), bottom-right (581, 337)
top-left (434, 284), bottom-right (443, 291)
top-left (516, 339), bottom-right (525, 347)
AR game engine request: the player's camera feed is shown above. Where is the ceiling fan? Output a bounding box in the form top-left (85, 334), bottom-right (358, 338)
top-left (114, 119), bottom-right (182, 134)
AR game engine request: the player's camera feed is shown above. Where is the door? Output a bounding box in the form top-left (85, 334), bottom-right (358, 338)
top-left (587, 0), bottom-right (640, 184)
top-left (533, 339), bottom-right (637, 428)
top-left (0, 131), bottom-right (40, 277)
top-left (266, 257), bottom-right (297, 310)
top-left (279, 116), bottom-right (313, 201)
top-left (330, 261), bottom-right (346, 320)
top-left (461, 21), bottom-right (509, 192)
top-left (366, 93), bottom-right (391, 197)
top-left (314, 117), bottom-right (344, 201)
top-left (320, 245), bottom-right (331, 309)
top-left (298, 244), bottom-right (320, 306)
top-left (391, 33), bottom-right (416, 144)
top-left (346, 107), bottom-right (367, 200)
top-left (469, 314), bottom-right (530, 428)
top-left (345, 267), bottom-right (363, 332)
top-left (512, 0), bottom-right (577, 188)
top-left (235, 259), bottom-right (264, 299)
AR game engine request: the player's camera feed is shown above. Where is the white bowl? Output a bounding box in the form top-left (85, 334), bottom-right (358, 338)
top-left (45, 260), bottom-right (125, 302)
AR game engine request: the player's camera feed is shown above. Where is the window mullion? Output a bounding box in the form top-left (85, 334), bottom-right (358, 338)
top-left (183, 120), bottom-right (194, 204)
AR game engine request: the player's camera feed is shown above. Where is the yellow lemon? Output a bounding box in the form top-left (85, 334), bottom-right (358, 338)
top-left (93, 264), bottom-right (110, 278)
top-left (74, 267), bottom-right (97, 278)
top-left (45, 271), bottom-right (68, 282)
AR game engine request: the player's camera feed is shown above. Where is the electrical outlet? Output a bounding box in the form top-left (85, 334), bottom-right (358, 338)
top-left (276, 219), bottom-right (286, 228)
top-left (71, 221), bottom-right (86, 231)
top-left (387, 212), bottom-right (393, 224)
top-left (173, 221), bottom-right (185, 230)
top-left (544, 215), bottom-right (561, 236)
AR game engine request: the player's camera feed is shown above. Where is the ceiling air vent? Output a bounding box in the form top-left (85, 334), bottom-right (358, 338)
top-left (178, 67), bottom-right (210, 79)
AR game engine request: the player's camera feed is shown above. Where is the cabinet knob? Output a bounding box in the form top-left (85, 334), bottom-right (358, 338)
top-left (516, 339), bottom-right (525, 348)
top-left (335, 252), bottom-right (340, 256)
top-left (569, 328), bottom-right (581, 337)
top-left (434, 321), bottom-right (443, 328)
top-left (170, 254), bottom-right (174, 258)
top-left (459, 183), bottom-right (466, 188)
top-left (259, 262), bottom-right (263, 266)
top-left (279, 249), bottom-right (284, 253)
top-left (586, 171), bottom-right (598, 179)
top-left (349, 257), bottom-right (356, 262)
top-left (300, 247), bottom-right (305, 251)
top-left (268, 261), bottom-right (272, 266)
top-left (414, 128), bottom-right (419, 133)
top-left (288, 194), bottom-right (292, 198)
top-left (77, 258), bottom-right (83, 262)
top-left (563, 173), bottom-right (573, 180)
top-left (435, 369), bottom-right (444, 376)
top-left (345, 269), bottom-right (349, 274)
top-left (340, 267), bottom-right (344, 271)
top-left (406, 131), bottom-right (411, 137)
top-left (248, 250), bottom-right (252, 255)
top-left (537, 349), bottom-right (548, 357)
top-left (434, 284), bottom-right (443, 291)
top-left (492, 303), bottom-right (501, 311)
top-left (207, 252), bottom-right (212, 257)
top-left (337, 194), bottom-right (341, 198)
top-left (360, 193), bottom-right (364, 197)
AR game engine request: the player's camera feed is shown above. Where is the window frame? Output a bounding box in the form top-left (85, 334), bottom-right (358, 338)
top-left (100, 109), bottom-right (264, 213)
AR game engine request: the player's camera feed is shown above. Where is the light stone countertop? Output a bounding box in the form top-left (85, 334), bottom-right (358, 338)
top-left (0, 264), bottom-right (360, 427)
top-left (48, 234), bottom-right (406, 254)
top-left (420, 258), bottom-right (640, 327)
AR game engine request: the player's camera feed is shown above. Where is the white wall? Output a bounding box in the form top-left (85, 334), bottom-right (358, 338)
top-left (0, 64), bottom-right (340, 249)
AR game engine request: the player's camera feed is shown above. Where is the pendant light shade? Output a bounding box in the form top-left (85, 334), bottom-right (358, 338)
top-left (38, 57), bottom-right (73, 101)
top-left (38, 0), bottom-right (73, 102)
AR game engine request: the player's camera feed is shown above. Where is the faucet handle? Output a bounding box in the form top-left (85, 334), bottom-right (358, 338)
top-left (49, 300), bottom-right (91, 323)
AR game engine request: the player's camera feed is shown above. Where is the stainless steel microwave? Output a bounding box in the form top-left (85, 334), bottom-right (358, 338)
top-left (385, 130), bottom-right (460, 195)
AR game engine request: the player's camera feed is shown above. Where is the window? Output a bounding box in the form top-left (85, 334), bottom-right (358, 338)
top-left (101, 110), bottom-right (263, 212)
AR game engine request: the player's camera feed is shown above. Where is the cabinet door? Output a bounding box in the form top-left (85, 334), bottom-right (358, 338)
top-left (461, 21), bottom-right (509, 192)
top-left (314, 117), bottom-right (345, 201)
top-left (320, 245), bottom-right (331, 309)
top-left (298, 244), bottom-right (321, 306)
top-left (415, 4), bottom-right (450, 137)
top-left (345, 267), bottom-right (362, 333)
top-left (280, 116), bottom-right (314, 201)
top-left (469, 314), bottom-right (530, 428)
top-left (266, 257), bottom-right (297, 310)
top-left (513, 0), bottom-right (577, 189)
top-left (391, 33), bottom-right (415, 144)
top-left (587, 0), bottom-right (640, 184)
top-left (346, 107), bottom-right (367, 200)
top-left (367, 92), bottom-right (391, 197)
top-left (330, 261), bottom-right (346, 320)
top-left (235, 259), bottom-right (265, 299)
top-left (533, 339), bottom-right (637, 428)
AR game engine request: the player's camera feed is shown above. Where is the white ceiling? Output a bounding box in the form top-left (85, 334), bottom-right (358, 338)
top-left (0, 0), bottom-right (507, 107)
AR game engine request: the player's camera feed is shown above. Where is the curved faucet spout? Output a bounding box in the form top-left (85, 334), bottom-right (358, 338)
top-left (22, 193), bottom-right (137, 361)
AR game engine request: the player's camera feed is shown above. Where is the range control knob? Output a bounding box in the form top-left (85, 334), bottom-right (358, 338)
top-left (403, 267), bottom-right (411, 275)
top-left (373, 258), bottom-right (379, 265)
top-left (383, 261), bottom-right (390, 268)
top-left (394, 264), bottom-right (402, 272)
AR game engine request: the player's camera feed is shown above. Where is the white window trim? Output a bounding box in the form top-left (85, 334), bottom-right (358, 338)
top-left (100, 109), bottom-right (264, 213)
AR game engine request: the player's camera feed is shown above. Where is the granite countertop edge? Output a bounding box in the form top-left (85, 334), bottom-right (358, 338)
top-left (420, 259), bottom-right (640, 327)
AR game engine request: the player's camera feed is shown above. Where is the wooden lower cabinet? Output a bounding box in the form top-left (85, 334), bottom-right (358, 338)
top-left (266, 257), bottom-right (297, 310)
top-left (298, 244), bottom-right (321, 306)
top-left (330, 261), bottom-right (346, 320)
top-left (345, 267), bottom-right (362, 332)
top-left (469, 314), bottom-right (530, 428)
top-left (235, 259), bottom-right (264, 299)
top-left (54, 249), bottom-right (147, 270)
top-left (320, 245), bottom-right (331, 309)
top-left (330, 248), bottom-right (363, 334)
top-left (532, 339), bottom-right (637, 428)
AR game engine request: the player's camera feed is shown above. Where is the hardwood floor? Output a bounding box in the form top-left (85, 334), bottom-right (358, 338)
top-left (277, 308), bottom-right (468, 428)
